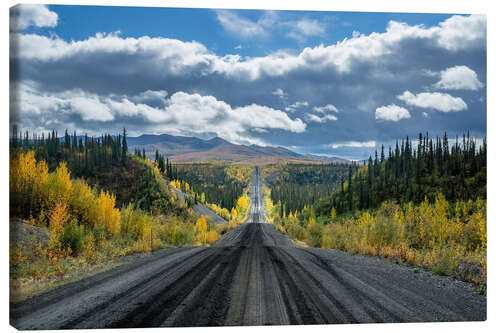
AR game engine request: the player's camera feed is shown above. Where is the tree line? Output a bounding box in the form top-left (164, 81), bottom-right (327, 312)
top-left (169, 162), bottom-right (251, 211)
top-left (11, 125), bottom-right (129, 177)
top-left (321, 132), bottom-right (486, 216)
top-left (10, 126), bottom-right (175, 212)
top-left (266, 163), bottom-right (355, 217)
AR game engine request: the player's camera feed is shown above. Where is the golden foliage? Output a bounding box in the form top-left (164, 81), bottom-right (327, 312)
top-left (71, 179), bottom-right (98, 228)
top-left (196, 215), bottom-right (207, 232)
top-left (96, 190), bottom-right (120, 235)
top-left (237, 195), bottom-right (248, 210)
top-left (44, 162), bottom-right (73, 211)
top-left (48, 202), bottom-right (69, 249)
top-left (330, 207), bottom-right (337, 221)
top-left (194, 215), bottom-right (210, 245)
top-left (317, 195), bottom-right (486, 282)
top-left (10, 151), bottom-right (49, 216)
top-left (207, 230), bottom-right (219, 244)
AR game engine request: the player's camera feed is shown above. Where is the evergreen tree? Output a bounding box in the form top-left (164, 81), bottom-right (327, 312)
top-left (122, 128), bottom-right (128, 165)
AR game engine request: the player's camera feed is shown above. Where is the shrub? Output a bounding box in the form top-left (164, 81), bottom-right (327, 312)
top-left (207, 230), bottom-right (219, 244)
top-left (171, 224), bottom-right (195, 246)
top-left (96, 190), bottom-right (120, 235)
top-left (71, 179), bottom-right (98, 228)
top-left (48, 202), bottom-right (69, 250)
top-left (307, 222), bottom-right (324, 248)
top-left (61, 219), bottom-right (85, 256)
top-left (432, 264), bottom-right (449, 276)
top-left (44, 162), bottom-right (73, 213)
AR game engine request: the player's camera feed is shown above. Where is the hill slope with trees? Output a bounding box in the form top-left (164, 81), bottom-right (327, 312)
top-left (264, 132), bottom-right (486, 285)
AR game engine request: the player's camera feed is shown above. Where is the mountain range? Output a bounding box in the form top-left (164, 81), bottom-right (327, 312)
top-left (127, 134), bottom-right (350, 165)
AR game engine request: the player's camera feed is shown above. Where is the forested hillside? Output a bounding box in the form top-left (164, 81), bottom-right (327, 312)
top-left (11, 127), bottom-right (175, 213)
top-left (264, 132), bottom-right (487, 285)
top-left (9, 128), bottom-right (243, 293)
top-left (320, 132), bottom-right (486, 217)
top-left (263, 163), bottom-right (355, 217)
top-left (140, 148), bottom-right (254, 219)
top-left (170, 162), bottom-right (252, 210)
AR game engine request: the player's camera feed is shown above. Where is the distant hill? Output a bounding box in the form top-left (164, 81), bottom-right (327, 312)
top-left (301, 154), bottom-right (352, 163)
top-left (127, 134), bottom-right (351, 165)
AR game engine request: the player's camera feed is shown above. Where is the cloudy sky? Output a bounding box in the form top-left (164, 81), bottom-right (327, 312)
top-left (9, 4), bottom-right (486, 160)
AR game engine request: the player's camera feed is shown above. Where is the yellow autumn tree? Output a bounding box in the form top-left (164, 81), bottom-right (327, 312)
top-left (10, 151), bottom-right (49, 217)
top-left (330, 207), bottom-right (337, 221)
top-left (44, 161), bottom-right (73, 212)
top-left (48, 202), bottom-right (69, 250)
top-left (433, 193), bottom-right (450, 247)
top-left (195, 215), bottom-right (208, 244)
top-left (71, 179), bottom-right (98, 228)
top-left (237, 195), bottom-right (248, 210)
top-left (307, 212), bottom-right (316, 229)
top-left (359, 211), bottom-right (375, 245)
top-left (96, 190), bottom-right (120, 235)
top-left (207, 230), bottom-right (219, 244)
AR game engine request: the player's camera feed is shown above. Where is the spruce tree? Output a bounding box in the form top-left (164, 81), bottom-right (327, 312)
top-left (122, 128), bottom-right (128, 165)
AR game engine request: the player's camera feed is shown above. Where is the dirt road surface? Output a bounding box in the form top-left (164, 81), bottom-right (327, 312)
top-left (10, 167), bottom-right (486, 329)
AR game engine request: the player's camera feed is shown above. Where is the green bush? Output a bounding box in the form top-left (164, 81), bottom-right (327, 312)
top-left (172, 224), bottom-right (195, 246)
top-left (370, 215), bottom-right (399, 248)
top-left (159, 223), bottom-right (195, 246)
top-left (307, 223), bottom-right (324, 248)
top-left (151, 197), bottom-right (171, 215)
top-left (61, 219), bottom-right (85, 255)
top-left (432, 264), bottom-right (449, 276)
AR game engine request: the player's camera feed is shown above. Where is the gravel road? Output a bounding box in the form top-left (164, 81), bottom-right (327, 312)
top-left (10, 167), bottom-right (486, 329)
top-left (166, 179), bottom-right (227, 224)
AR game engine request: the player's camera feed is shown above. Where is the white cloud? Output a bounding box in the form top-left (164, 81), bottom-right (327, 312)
top-left (11, 15), bottom-right (485, 81)
top-left (129, 90), bottom-right (168, 105)
top-left (307, 114), bottom-right (338, 123)
top-left (217, 10), bottom-right (324, 42)
top-left (288, 14), bottom-right (485, 73)
top-left (423, 112), bottom-right (429, 118)
top-left (422, 69), bottom-right (439, 77)
top-left (435, 14), bottom-right (486, 51)
top-left (397, 91), bottom-right (467, 112)
top-left (285, 101), bottom-right (309, 112)
top-left (216, 10), bottom-right (267, 38)
top-left (331, 141), bottom-right (376, 149)
top-left (313, 104), bottom-right (339, 113)
top-left (10, 32), bottom-right (212, 71)
top-left (70, 97), bottom-right (114, 121)
top-left (296, 19), bottom-right (325, 36)
top-left (434, 65), bottom-right (484, 90)
top-left (375, 104), bottom-right (411, 121)
top-left (10, 4), bottom-right (58, 31)
top-left (12, 84), bottom-right (306, 145)
top-left (272, 88), bottom-right (288, 99)
top-left (286, 19), bottom-right (326, 41)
